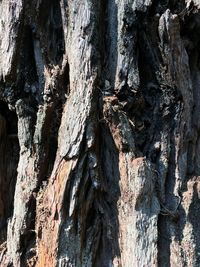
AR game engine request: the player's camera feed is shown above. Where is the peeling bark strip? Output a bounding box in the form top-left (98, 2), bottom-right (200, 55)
top-left (0, 0), bottom-right (200, 266)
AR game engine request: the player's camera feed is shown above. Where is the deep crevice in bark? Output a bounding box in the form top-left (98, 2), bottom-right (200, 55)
top-left (0, 101), bottom-right (19, 244)
top-left (20, 25), bottom-right (39, 99)
top-left (37, 0), bottom-right (65, 66)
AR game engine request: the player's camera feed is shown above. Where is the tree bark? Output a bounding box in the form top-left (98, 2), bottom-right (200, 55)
top-left (0, 0), bottom-right (200, 266)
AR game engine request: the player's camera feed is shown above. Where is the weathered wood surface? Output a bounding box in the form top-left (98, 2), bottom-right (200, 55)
top-left (0, 0), bottom-right (200, 266)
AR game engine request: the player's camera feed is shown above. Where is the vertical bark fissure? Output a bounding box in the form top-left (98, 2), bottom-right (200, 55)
top-left (0, 101), bottom-right (19, 246)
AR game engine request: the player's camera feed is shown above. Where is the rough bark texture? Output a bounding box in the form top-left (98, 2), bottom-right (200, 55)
top-left (0, 0), bottom-right (200, 266)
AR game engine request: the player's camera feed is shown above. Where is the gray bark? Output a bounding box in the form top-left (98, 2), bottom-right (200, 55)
top-left (0, 0), bottom-right (200, 266)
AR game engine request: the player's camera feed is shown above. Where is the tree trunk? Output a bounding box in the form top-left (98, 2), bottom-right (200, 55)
top-left (0, 0), bottom-right (200, 266)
